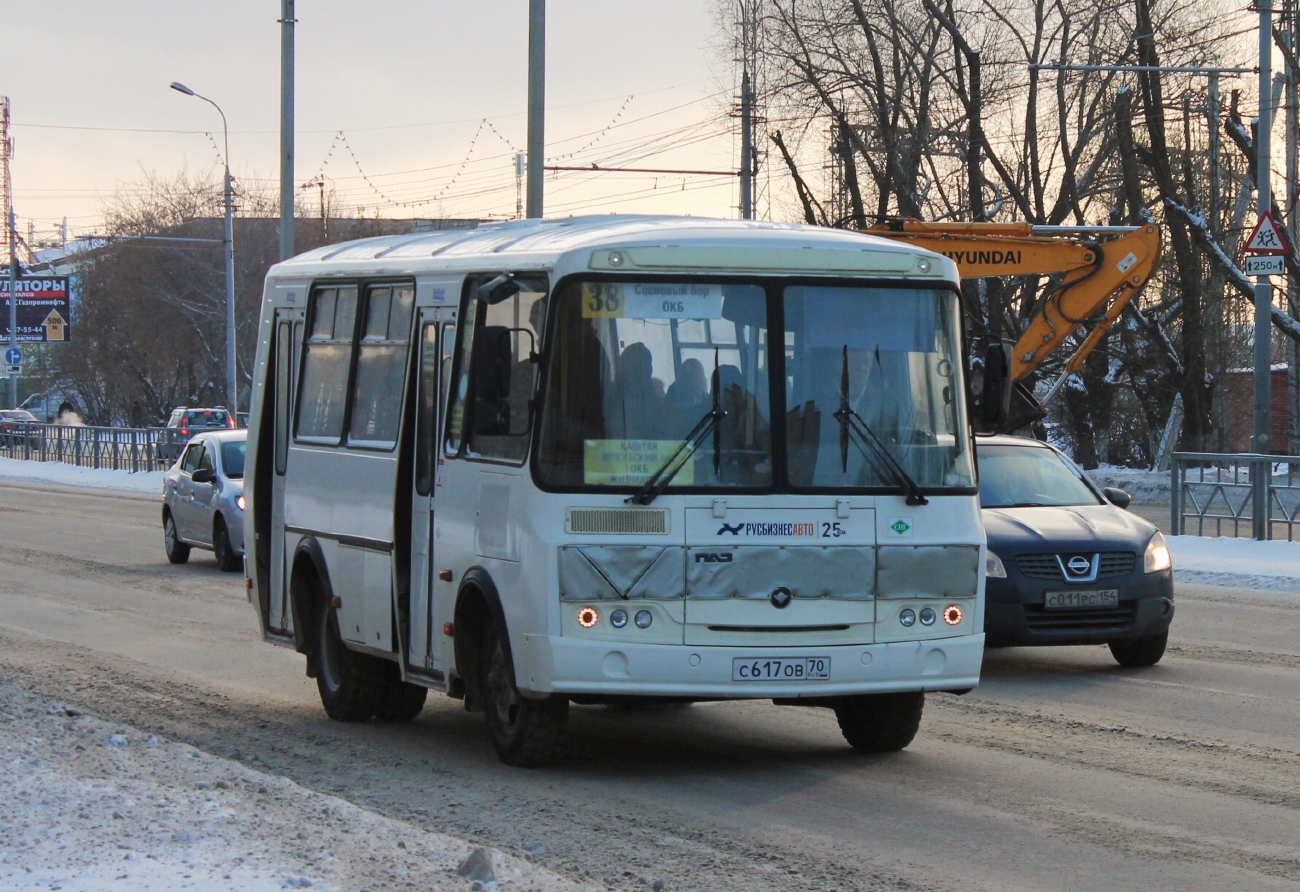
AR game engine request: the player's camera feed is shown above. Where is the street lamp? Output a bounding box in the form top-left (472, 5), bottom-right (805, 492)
top-left (170, 81), bottom-right (237, 413)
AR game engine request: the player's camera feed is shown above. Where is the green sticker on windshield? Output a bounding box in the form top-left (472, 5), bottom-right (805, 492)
top-left (584, 439), bottom-right (694, 486)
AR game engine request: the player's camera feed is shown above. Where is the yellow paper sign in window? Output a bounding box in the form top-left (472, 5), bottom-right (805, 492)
top-left (582, 283), bottom-right (625, 318)
top-left (584, 439), bottom-right (695, 485)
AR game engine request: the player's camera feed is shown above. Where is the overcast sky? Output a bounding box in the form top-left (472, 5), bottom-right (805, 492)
top-left (3, 2), bottom-right (740, 244)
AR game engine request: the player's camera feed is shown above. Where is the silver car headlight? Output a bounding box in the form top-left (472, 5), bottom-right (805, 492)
top-left (986, 550), bottom-right (1008, 578)
top-left (1144, 531), bottom-right (1171, 573)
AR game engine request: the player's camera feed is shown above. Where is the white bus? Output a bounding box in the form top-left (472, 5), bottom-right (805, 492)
top-left (245, 216), bottom-right (988, 766)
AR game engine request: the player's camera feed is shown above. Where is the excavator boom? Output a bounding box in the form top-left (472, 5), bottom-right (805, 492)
top-left (865, 220), bottom-right (1161, 391)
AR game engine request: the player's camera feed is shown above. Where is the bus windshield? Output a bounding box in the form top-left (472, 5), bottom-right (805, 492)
top-left (535, 279), bottom-right (973, 493)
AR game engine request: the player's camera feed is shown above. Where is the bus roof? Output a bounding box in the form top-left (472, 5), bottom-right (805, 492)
top-left (267, 215), bottom-right (958, 282)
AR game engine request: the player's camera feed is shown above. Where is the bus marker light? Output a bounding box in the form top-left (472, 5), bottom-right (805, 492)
top-left (443, 622), bottom-right (454, 637)
top-left (438, 569), bottom-right (454, 582)
top-left (943, 605), bottom-right (963, 625)
top-left (610, 609), bottom-right (629, 628)
top-left (577, 607), bottom-right (599, 628)
top-left (919, 608), bottom-right (937, 626)
top-left (634, 610), bottom-right (653, 629)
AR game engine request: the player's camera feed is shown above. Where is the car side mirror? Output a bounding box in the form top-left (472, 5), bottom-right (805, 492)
top-left (192, 468), bottom-right (216, 485)
top-left (1102, 486), bottom-right (1131, 509)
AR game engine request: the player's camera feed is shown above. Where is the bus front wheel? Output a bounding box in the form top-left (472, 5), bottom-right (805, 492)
top-left (478, 621), bottom-right (568, 766)
top-left (314, 600), bottom-right (386, 722)
top-left (834, 691), bottom-right (924, 752)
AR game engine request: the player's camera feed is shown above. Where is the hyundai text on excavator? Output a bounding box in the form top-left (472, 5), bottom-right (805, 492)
top-left (863, 220), bottom-right (1161, 433)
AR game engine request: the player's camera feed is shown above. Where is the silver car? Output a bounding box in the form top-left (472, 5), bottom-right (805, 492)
top-left (162, 429), bottom-right (246, 572)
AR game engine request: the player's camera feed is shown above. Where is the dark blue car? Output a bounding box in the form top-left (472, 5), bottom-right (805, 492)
top-left (978, 435), bottom-right (1174, 666)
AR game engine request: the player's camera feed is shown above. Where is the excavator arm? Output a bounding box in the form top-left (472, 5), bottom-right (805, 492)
top-left (865, 220), bottom-right (1161, 409)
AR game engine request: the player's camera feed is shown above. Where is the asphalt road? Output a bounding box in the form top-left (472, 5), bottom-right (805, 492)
top-left (1, 480), bottom-right (1297, 891)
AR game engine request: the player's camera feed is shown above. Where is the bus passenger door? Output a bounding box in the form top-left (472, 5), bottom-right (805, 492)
top-left (408, 311), bottom-right (455, 675)
top-left (268, 308), bottom-right (303, 635)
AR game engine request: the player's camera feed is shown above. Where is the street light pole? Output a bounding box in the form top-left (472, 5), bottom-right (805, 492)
top-left (170, 82), bottom-right (237, 413)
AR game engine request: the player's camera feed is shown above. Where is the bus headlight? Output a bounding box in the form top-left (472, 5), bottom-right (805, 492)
top-left (577, 607), bottom-right (599, 628)
top-left (943, 605), bottom-right (963, 625)
top-left (1144, 531), bottom-right (1172, 573)
top-left (899, 608), bottom-right (916, 627)
top-left (986, 550), bottom-right (1007, 578)
top-left (634, 610), bottom-right (653, 629)
top-left (610, 609), bottom-right (628, 628)
top-left (236, 495), bottom-right (246, 511)
top-left (919, 607), bottom-right (937, 626)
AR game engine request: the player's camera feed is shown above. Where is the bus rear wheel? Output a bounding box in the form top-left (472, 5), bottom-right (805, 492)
top-left (834, 692), bottom-right (925, 753)
top-left (314, 600), bottom-right (386, 722)
top-left (478, 621), bottom-right (568, 766)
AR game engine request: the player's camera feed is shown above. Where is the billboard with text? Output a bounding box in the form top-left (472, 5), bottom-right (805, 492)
top-left (1, 276), bottom-right (72, 343)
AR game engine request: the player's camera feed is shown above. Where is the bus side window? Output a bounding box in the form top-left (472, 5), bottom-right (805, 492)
top-left (297, 286), bottom-right (359, 442)
top-left (349, 284), bottom-right (414, 447)
top-left (445, 274), bottom-right (546, 462)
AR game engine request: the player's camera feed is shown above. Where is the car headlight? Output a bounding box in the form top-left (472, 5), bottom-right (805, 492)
top-left (236, 495), bottom-right (246, 511)
top-left (986, 550), bottom-right (1008, 578)
top-left (1144, 531), bottom-right (1171, 573)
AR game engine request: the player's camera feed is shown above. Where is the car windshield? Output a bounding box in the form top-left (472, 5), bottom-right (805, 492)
top-left (221, 441), bottom-right (246, 478)
top-left (977, 443), bottom-right (1101, 508)
top-left (535, 278), bottom-right (973, 492)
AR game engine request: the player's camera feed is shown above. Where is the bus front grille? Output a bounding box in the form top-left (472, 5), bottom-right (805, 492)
top-left (565, 507), bottom-right (670, 535)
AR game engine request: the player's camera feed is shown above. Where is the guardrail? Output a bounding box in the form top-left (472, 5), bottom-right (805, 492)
top-left (0, 423), bottom-right (187, 472)
top-left (1171, 452), bottom-right (1300, 541)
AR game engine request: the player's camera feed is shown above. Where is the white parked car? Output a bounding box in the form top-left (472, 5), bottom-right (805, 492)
top-left (162, 429), bottom-right (246, 572)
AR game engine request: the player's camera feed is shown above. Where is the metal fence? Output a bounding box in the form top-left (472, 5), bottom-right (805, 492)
top-left (0, 422), bottom-right (186, 472)
top-left (1171, 452), bottom-right (1300, 541)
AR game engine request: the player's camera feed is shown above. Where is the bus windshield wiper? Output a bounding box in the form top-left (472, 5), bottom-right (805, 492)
top-left (833, 345), bottom-right (929, 506)
top-left (626, 350), bottom-right (728, 506)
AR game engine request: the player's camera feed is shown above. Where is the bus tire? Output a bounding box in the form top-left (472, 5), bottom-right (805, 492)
top-left (213, 518), bottom-right (241, 572)
top-left (375, 662), bottom-right (428, 721)
top-left (314, 600), bottom-right (386, 722)
top-left (833, 691), bottom-right (924, 753)
top-left (478, 620), bottom-right (568, 766)
top-left (163, 512), bottom-right (190, 564)
top-left (1108, 631), bottom-right (1167, 667)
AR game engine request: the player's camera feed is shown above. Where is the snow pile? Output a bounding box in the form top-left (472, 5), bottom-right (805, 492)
top-left (1168, 535), bottom-right (1300, 593)
top-left (0, 684), bottom-right (581, 892)
top-left (0, 457), bottom-right (162, 495)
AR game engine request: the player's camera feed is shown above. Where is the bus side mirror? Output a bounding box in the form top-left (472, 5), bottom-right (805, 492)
top-left (980, 342), bottom-right (1012, 430)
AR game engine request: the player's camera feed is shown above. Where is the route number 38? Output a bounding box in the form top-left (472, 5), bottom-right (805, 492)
top-left (582, 283), bottom-right (625, 318)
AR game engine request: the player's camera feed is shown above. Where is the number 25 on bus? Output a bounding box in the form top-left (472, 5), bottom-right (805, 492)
top-left (244, 216), bottom-right (996, 766)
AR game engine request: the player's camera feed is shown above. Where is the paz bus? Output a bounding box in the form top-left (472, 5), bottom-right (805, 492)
top-left (244, 216), bottom-right (987, 766)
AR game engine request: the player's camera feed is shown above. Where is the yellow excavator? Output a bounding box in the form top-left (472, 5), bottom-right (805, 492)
top-left (865, 219), bottom-right (1162, 431)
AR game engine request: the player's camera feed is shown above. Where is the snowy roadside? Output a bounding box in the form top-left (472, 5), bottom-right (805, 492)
top-left (0, 457), bottom-right (162, 496)
top-left (0, 681), bottom-right (584, 892)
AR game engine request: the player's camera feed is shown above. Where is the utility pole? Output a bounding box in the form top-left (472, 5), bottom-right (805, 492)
top-left (514, 153), bottom-right (526, 219)
top-left (280, 0), bottom-right (296, 260)
top-left (740, 69), bottom-right (753, 220)
top-left (1283, 0), bottom-right (1299, 455)
top-left (526, 0), bottom-right (544, 218)
top-left (4, 97), bottom-right (17, 410)
top-left (1251, 0), bottom-right (1276, 539)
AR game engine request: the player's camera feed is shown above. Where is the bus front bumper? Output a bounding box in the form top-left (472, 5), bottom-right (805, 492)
top-left (512, 633), bottom-right (984, 699)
